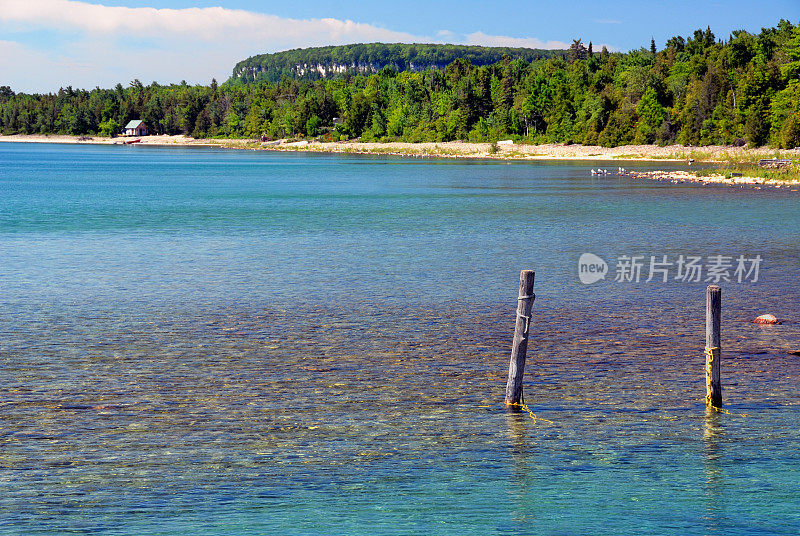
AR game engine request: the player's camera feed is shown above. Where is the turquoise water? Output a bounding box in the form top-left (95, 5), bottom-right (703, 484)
top-left (1, 142), bottom-right (799, 534)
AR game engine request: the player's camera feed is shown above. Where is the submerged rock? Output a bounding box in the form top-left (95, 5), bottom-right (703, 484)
top-left (754, 313), bottom-right (780, 324)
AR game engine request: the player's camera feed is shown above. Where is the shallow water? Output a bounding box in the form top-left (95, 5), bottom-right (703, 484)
top-left (1, 143), bottom-right (799, 534)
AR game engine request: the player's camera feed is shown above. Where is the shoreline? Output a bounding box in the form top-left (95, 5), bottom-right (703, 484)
top-left (2, 134), bottom-right (799, 190)
top-left (3, 133), bottom-right (798, 161)
top-left (622, 169), bottom-right (799, 190)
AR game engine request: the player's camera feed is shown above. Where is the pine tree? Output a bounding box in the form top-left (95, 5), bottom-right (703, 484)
top-left (781, 25), bottom-right (800, 81)
top-left (745, 100), bottom-right (770, 146)
top-left (569, 39), bottom-right (588, 62)
top-left (650, 38), bottom-right (657, 54)
top-left (781, 113), bottom-right (800, 149)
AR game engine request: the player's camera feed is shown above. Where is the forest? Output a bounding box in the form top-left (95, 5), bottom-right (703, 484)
top-left (229, 43), bottom-right (565, 83)
top-left (1, 19), bottom-right (800, 148)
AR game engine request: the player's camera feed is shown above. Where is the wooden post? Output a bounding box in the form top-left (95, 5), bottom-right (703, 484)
top-left (505, 270), bottom-right (535, 406)
top-left (705, 285), bottom-right (722, 408)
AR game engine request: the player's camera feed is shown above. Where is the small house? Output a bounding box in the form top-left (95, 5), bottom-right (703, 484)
top-left (123, 120), bottom-right (149, 137)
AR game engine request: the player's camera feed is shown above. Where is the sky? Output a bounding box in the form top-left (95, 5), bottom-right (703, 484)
top-left (1, 0), bottom-right (798, 93)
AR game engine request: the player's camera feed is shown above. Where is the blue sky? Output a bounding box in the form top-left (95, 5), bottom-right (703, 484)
top-left (1, 0), bottom-right (798, 92)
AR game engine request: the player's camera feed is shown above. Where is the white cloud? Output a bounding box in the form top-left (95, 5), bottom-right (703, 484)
top-left (467, 32), bottom-right (620, 53)
top-left (465, 32), bottom-right (569, 50)
top-left (0, 0), bottom-right (429, 91)
top-left (0, 0), bottom-right (423, 44)
top-left (0, 40), bottom-right (84, 91)
top-left (594, 19), bottom-right (623, 25)
top-left (0, 0), bottom-right (621, 92)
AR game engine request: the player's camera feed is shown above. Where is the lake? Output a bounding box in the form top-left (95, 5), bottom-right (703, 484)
top-left (1, 142), bottom-right (799, 534)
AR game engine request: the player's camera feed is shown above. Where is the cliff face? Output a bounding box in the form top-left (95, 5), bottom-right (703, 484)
top-left (227, 43), bottom-right (564, 84)
top-left (233, 60), bottom-right (450, 81)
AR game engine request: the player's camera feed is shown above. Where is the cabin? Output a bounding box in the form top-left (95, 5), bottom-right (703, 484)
top-left (123, 120), bottom-right (149, 137)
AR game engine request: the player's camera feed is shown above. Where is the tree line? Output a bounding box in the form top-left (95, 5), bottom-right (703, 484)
top-left (2, 20), bottom-right (800, 148)
top-left (230, 43), bottom-right (565, 83)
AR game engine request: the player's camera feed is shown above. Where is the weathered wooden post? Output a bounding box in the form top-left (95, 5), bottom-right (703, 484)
top-left (505, 270), bottom-right (536, 406)
top-left (705, 285), bottom-right (722, 408)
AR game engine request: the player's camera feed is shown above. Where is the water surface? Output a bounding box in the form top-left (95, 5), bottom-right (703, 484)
top-left (1, 143), bottom-right (799, 534)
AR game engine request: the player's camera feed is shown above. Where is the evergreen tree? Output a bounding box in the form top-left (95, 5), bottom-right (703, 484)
top-left (745, 100), bottom-right (770, 146)
top-left (781, 24), bottom-right (800, 81)
top-left (569, 39), bottom-right (588, 62)
top-left (780, 113), bottom-right (800, 149)
top-left (1, 21), bottom-right (798, 148)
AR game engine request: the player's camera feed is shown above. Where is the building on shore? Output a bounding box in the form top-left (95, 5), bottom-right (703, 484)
top-left (123, 120), bottom-right (149, 137)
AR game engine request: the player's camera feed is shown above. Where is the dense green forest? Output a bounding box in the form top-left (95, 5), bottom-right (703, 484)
top-left (229, 43), bottom-right (565, 83)
top-left (2, 20), bottom-right (800, 147)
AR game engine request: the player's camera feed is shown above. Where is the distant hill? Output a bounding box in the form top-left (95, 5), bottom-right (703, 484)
top-left (228, 43), bottom-right (566, 83)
